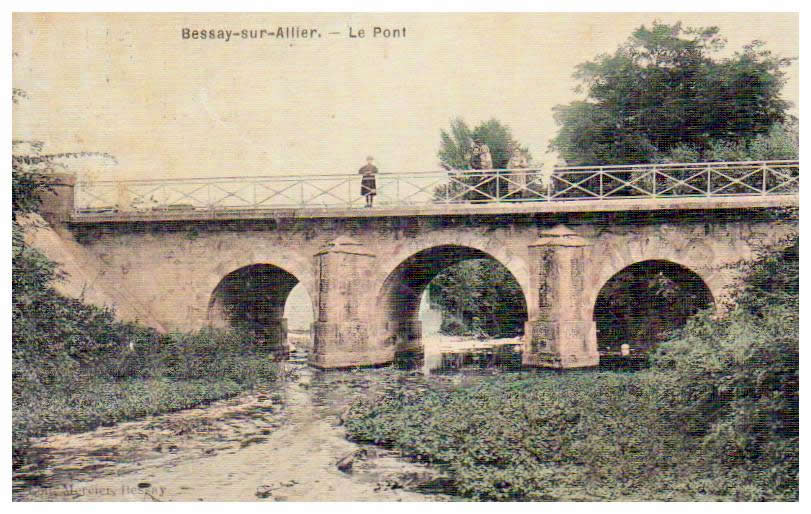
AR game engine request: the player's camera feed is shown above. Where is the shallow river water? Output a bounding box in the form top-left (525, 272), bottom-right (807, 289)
top-left (13, 348), bottom-right (459, 502)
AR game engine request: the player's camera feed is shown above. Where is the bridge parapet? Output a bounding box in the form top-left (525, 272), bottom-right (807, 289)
top-left (71, 160), bottom-right (798, 215)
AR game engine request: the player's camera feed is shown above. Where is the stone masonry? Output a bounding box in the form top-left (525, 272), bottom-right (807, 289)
top-left (35, 177), bottom-right (798, 369)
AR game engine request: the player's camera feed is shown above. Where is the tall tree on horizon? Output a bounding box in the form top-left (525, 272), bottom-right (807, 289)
top-left (549, 21), bottom-right (794, 165)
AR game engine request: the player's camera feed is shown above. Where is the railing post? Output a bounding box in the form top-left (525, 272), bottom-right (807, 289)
top-left (599, 170), bottom-right (604, 198)
top-left (496, 170), bottom-right (500, 202)
top-left (72, 182), bottom-right (79, 214)
top-left (762, 164), bottom-right (768, 195)
top-left (707, 168), bottom-right (712, 196)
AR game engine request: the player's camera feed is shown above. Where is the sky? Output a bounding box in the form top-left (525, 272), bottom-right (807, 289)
top-left (12, 12), bottom-right (799, 182)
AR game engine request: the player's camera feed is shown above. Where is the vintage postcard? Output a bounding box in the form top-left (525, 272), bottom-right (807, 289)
top-left (11, 12), bottom-right (799, 502)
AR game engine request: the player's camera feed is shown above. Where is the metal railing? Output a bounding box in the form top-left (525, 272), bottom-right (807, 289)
top-left (73, 160), bottom-right (798, 214)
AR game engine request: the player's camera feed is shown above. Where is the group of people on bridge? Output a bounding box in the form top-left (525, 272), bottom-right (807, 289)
top-left (358, 141), bottom-right (533, 208)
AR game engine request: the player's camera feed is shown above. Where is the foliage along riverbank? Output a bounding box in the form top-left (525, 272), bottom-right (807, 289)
top-left (12, 288), bottom-right (280, 471)
top-left (12, 166), bottom-right (280, 470)
top-left (344, 235), bottom-right (799, 501)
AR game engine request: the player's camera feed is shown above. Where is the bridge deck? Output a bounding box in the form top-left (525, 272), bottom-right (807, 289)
top-left (70, 194), bottom-right (798, 223)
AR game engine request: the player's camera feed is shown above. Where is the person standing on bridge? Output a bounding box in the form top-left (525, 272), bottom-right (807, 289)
top-left (359, 155), bottom-right (378, 208)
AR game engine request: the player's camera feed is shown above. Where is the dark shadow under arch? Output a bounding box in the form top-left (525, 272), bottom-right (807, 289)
top-left (593, 260), bottom-right (714, 355)
top-left (208, 264), bottom-right (311, 353)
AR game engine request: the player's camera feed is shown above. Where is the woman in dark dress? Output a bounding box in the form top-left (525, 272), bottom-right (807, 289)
top-left (359, 155), bottom-right (378, 207)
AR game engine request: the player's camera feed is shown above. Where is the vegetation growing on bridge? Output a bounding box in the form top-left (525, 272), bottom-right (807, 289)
top-left (12, 163), bottom-right (279, 470)
top-left (345, 233), bottom-right (799, 500)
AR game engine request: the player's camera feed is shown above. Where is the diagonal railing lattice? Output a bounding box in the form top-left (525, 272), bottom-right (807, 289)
top-left (73, 160), bottom-right (798, 214)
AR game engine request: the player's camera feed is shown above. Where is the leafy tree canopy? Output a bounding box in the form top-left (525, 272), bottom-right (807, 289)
top-left (549, 22), bottom-right (795, 165)
top-left (438, 117), bottom-right (531, 170)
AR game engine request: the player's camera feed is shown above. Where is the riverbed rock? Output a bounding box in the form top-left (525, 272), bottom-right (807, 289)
top-left (336, 449), bottom-right (367, 474)
top-left (255, 485), bottom-right (275, 498)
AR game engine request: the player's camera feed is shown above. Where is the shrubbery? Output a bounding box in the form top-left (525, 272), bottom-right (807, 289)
top-left (345, 235), bottom-right (799, 501)
top-left (12, 166), bottom-right (280, 470)
top-left (98, 328), bottom-right (279, 384)
top-left (649, 234), bottom-right (799, 494)
top-left (12, 295), bottom-right (280, 469)
top-left (12, 270), bottom-right (280, 468)
top-left (12, 268), bottom-right (280, 469)
top-left (345, 372), bottom-right (685, 500)
top-left (429, 259), bottom-right (527, 338)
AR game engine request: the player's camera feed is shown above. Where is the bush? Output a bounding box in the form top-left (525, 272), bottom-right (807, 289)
top-left (12, 224), bottom-right (280, 468)
top-left (649, 235), bottom-right (798, 496)
top-left (11, 156), bottom-right (282, 472)
top-left (13, 326), bottom-right (280, 469)
top-left (98, 327), bottom-right (279, 385)
top-left (345, 236), bottom-right (799, 501)
top-left (13, 377), bottom-right (246, 439)
top-left (345, 368), bottom-right (796, 501)
top-left (345, 372), bottom-right (687, 500)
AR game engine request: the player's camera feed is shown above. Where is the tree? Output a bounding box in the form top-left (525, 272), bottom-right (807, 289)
top-left (428, 259), bottom-right (527, 338)
top-left (438, 117), bottom-right (530, 171)
top-left (549, 22), bottom-right (794, 165)
top-left (668, 118), bottom-right (798, 163)
top-left (436, 117), bottom-right (533, 202)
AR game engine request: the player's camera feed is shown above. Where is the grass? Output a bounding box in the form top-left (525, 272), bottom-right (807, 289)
top-left (343, 369), bottom-right (797, 501)
top-left (13, 327), bottom-right (281, 469)
top-left (14, 377), bottom-right (246, 438)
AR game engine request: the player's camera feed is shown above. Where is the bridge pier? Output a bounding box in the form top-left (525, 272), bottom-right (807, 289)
top-left (523, 225), bottom-right (599, 368)
top-left (310, 237), bottom-right (391, 368)
top-left (392, 319), bottom-right (423, 368)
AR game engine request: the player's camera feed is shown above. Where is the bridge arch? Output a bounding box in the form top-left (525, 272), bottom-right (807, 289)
top-left (592, 259), bottom-right (714, 355)
top-left (374, 234), bottom-right (531, 304)
top-left (374, 244), bottom-right (529, 360)
top-left (200, 249), bottom-right (317, 322)
top-left (207, 262), bottom-right (314, 355)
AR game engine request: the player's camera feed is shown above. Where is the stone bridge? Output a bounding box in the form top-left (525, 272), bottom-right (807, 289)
top-left (35, 164), bottom-right (798, 369)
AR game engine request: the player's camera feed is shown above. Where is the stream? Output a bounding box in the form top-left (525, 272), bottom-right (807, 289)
top-left (13, 347), bottom-right (457, 502)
